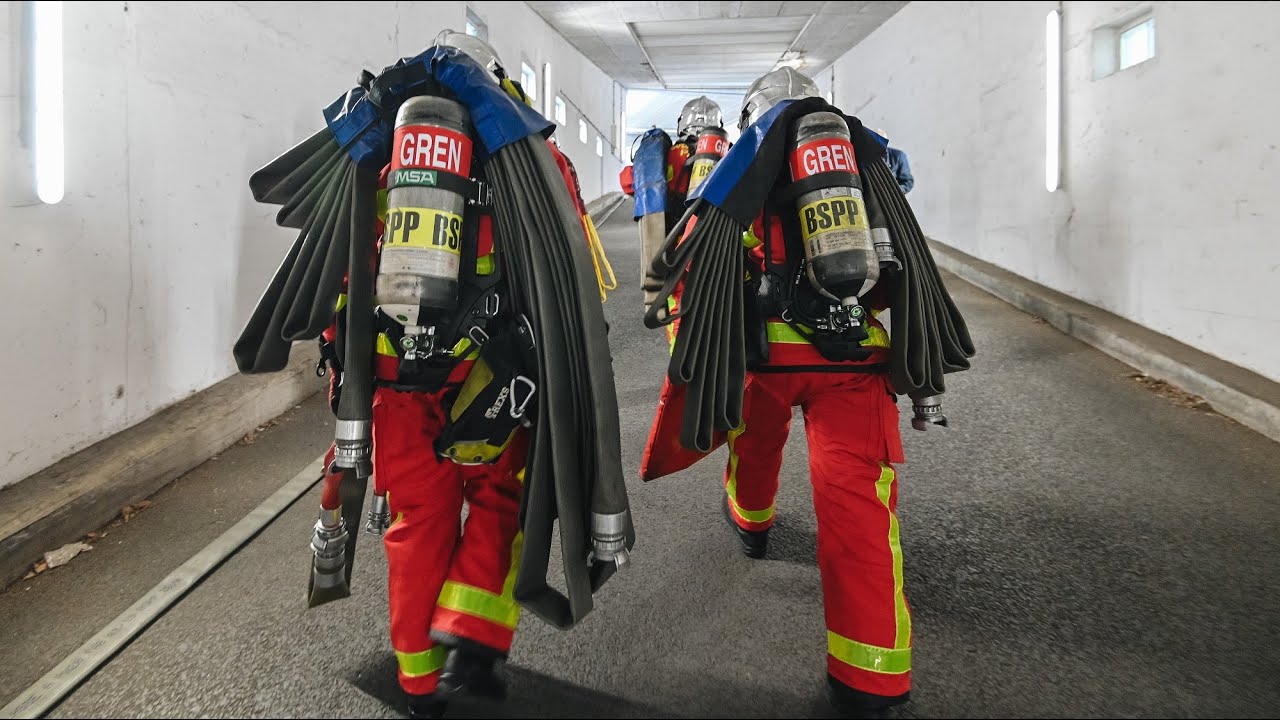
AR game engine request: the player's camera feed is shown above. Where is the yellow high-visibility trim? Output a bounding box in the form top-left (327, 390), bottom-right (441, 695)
top-left (395, 646), bottom-right (446, 678)
top-left (437, 581), bottom-right (520, 630)
top-left (827, 631), bottom-right (911, 675)
top-left (499, 531), bottom-right (524, 619)
top-left (875, 463), bottom-right (911, 651)
top-left (743, 227), bottom-right (762, 249)
top-left (725, 422), bottom-right (774, 524)
top-left (476, 253), bottom-right (495, 276)
top-left (765, 322), bottom-right (890, 350)
top-left (334, 293), bottom-right (348, 313)
top-left (449, 358), bottom-right (495, 422)
top-left (377, 333), bottom-right (398, 357)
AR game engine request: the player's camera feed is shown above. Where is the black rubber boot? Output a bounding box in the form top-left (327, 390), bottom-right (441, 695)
top-left (435, 647), bottom-right (506, 700)
top-left (406, 693), bottom-right (447, 719)
top-left (827, 675), bottom-right (908, 719)
top-left (722, 494), bottom-right (769, 559)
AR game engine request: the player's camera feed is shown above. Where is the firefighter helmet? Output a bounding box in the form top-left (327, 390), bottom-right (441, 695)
top-left (739, 67), bottom-right (820, 131)
top-left (434, 29), bottom-right (505, 81)
top-left (677, 96), bottom-right (723, 138)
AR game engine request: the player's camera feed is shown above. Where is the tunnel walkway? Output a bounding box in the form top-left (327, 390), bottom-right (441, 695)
top-left (2, 199), bottom-right (1278, 719)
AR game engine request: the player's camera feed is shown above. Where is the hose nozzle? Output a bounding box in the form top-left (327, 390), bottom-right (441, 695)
top-left (333, 419), bottom-right (372, 478)
top-left (308, 507), bottom-right (351, 606)
top-left (365, 493), bottom-right (391, 536)
top-left (588, 511), bottom-right (631, 571)
top-left (910, 395), bottom-right (948, 431)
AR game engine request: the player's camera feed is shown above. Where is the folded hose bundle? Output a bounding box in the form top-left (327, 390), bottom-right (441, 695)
top-left (643, 205), bottom-right (746, 452)
top-left (488, 136), bottom-right (634, 628)
top-left (858, 159), bottom-right (975, 398)
top-left (236, 143), bottom-right (356, 374)
top-left (643, 97), bottom-right (974, 453)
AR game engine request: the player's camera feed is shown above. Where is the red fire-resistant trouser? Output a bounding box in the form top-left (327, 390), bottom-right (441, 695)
top-left (724, 370), bottom-right (912, 700)
top-left (373, 385), bottom-right (526, 696)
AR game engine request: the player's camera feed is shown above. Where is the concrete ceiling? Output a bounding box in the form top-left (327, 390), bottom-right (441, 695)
top-left (526, 1), bottom-right (909, 93)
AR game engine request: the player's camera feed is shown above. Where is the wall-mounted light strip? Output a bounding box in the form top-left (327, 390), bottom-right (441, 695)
top-left (542, 62), bottom-right (552, 120)
top-left (33, 0), bottom-right (65, 205)
top-left (1045, 8), bottom-right (1061, 193)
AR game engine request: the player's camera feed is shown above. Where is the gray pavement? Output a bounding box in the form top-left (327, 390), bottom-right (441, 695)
top-left (4, 199), bottom-right (1280, 718)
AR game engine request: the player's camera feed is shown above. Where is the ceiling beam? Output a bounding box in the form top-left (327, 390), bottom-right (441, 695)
top-left (626, 21), bottom-right (666, 88)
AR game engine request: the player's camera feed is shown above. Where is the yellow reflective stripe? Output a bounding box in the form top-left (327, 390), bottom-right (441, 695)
top-left (725, 422), bottom-right (774, 523)
top-left (500, 531), bottom-right (524, 612)
top-left (864, 325), bottom-right (891, 349)
top-left (449, 358), bottom-right (495, 422)
top-left (875, 463), bottom-right (911, 650)
top-left (743, 227), bottom-right (762, 249)
top-left (450, 337), bottom-right (479, 360)
top-left (767, 322), bottom-right (808, 344)
top-left (334, 293), bottom-right (348, 313)
top-left (437, 581), bottom-right (520, 630)
top-left (827, 631), bottom-right (911, 675)
top-left (665, 295), bottom-right (678, 354)
top-left (376, 333), bottom-right (397, 357)
top-left (766, 322), bottom-right (891, 350)
top-left (376, 188), bottom-right (388, 222)
top-left (476, 253), bottom-right (495, 276)
top-left (395, 646), bottom-right (446, 678)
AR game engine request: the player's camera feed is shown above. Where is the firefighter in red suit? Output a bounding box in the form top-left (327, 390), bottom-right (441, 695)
top-left (315, 32), bottom-right (574, 720)
top-left (723, 68), bottom-right (912, 719)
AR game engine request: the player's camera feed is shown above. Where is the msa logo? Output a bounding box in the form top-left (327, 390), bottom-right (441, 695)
top-left (484, 386), bottom-right (511, 419)
top-left (393, 169), bottom-right (438, 187)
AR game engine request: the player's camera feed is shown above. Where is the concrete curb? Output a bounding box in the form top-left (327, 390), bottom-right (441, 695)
top-left (930, 239), bottom-right (1280, 445)
top-left (0, 347), bottom-right (323, 589)
top-left (586, 191), bottom-right (628, 225)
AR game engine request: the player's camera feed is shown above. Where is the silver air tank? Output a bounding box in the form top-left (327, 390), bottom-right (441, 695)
top-left (375, 95), bottom-right (473, 327)
top-left (686, 126), bottom-right (729, 196)
top-left (787, 112), bottom-right (879, 307)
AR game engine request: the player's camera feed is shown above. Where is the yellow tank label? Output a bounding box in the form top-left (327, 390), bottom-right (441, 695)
top-left (799, 195), bottom-right (869, 243)
top-left (383, 207), bottom-right (463, 255)
top-left (689, 159), bottom-right (715, 192)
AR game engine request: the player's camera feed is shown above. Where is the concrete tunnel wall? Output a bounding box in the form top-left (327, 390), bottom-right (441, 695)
top-left (0, 0), bottom-right (625, 490)
top-left (824, 0), bottom-right (1280, 384)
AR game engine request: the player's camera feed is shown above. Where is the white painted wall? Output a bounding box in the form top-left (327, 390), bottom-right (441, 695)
top-left (829, 1), bottom-right (1280, 383)
top-left (469, 0), bottom-right (624, 201)
top-left (0, 0), bottom-right (622, 490)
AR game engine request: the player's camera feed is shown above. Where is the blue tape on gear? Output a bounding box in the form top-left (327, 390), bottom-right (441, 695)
top-left (323, 47), bottom-right (555, 168)
top-left (632, 128), bottom-right (670, 219)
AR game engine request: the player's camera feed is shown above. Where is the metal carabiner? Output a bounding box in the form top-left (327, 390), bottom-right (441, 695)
top-left (508, 376), bottom-right (537, 424)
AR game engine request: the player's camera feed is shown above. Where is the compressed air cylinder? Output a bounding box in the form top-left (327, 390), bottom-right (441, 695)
top-left (686, 126), bottom-right (729, 196)
top-left (375, 96), bottom-right (473, 326)
top-left (787, 112), bottom-right (878, 303)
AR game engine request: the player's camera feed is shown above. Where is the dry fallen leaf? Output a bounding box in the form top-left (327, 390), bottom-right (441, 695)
top-left (1128, 373), bottom-right (1214, 412)
top-left (137, 500), bottom-right (154, 510)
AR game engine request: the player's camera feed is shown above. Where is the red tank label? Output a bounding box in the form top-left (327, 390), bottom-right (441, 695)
top-left (393, 125), bottom-right (473, 177)
top-left (789, 138), bottom-right (858, 180)
top-left (695, 133), bottom-right (729, 157)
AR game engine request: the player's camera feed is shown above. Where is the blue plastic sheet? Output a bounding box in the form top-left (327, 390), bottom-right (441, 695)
top-left (322, 47), bottom-right (555, 168)
top-left (632, 128), bottom-right (670, 219)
